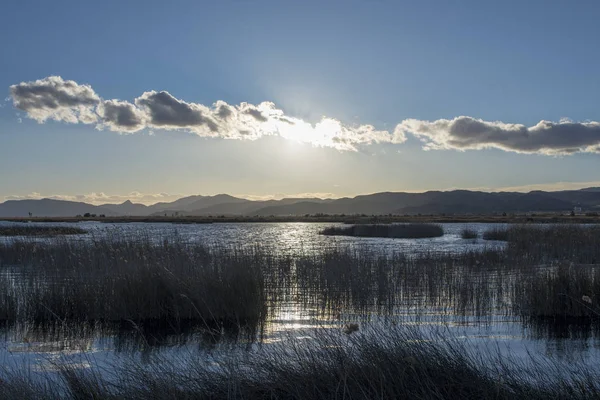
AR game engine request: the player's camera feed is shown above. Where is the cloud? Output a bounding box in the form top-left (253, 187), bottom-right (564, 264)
top-left (9, 76), bottom-right (100, 124)
top-left (9, 76), bottom-right (405, 151)
top-left (3, 191), bottom-right (339, 205)
top-left (396, 116), bottom-right (600, 155)
top-left (135, 91), bottom-right (219, 132)
top-left (238, 192), bottom-right (338, 201)
top-left (4, 192), bottom-right (43, 201)
top-left (96, 100), bottom-right (146, 132)
top-left (486, 181), bottom-right (600, 192)
top-left (243, 106), bottom-right (268, 122)
top-left (14, 77), bottom-right (600, 156)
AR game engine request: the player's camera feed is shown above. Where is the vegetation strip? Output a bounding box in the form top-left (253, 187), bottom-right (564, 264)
top-left (320, 223), bottom-right (444, 238)
top-left (0, 226), bottom-right (87, 237)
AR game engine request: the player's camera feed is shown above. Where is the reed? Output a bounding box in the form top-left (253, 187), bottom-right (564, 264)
top-left (514, 262), bottom-right (600, 320)
top-left (0, 225), bottom-right (87, 237)
top-left (461, 228), bottom-right (479, 239)
top-left (0, 236), bottom-right (269, 337)
top-left (482, 226), bottom-right (510, 241)
top-left (1, 326), bottom-right (599, 399)
top-left (320, 223), bottom-right (444, 239)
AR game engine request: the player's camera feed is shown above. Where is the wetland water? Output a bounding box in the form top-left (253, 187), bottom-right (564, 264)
top-left (0, 221), bottom-right (597, 381)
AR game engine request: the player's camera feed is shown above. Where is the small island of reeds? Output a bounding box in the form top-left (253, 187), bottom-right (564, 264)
top-left (0, 225), bottom-right (88, 237)
top-left (461, 228), bottom-right (479, 239)
top-left (320, 223), bottom-right (444, 239)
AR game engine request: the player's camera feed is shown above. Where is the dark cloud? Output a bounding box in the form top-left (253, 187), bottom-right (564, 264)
top-left (396, 116), bottom-right (600, 155)
top-left (9, 76), bottom-right (100, 123)
top-left (276, 116), bottom-right (295, 125)
top-left (244, 107), bottom-right (268, 122)
top-left (216, 103), bottom-right (233, 119)
top-left (135, 91), bottom-right (218, 131)
top-left (97, 100), bottom-right (145, 132)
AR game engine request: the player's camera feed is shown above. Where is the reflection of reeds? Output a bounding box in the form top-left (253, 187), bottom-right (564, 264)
top-left (321, 223), bottom-right (444, 238)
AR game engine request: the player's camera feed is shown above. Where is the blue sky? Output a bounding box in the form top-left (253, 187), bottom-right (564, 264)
top-left (1, 0), bottom-right (600, 204)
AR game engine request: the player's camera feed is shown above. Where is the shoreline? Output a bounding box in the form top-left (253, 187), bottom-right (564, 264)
top-left (2, 214), bottom-right (600, 224)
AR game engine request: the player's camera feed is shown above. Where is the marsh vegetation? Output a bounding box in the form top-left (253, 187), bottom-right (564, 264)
top-left (461, 228), bottom-right (479, 239)
top-left (3, 326), bottom-right (600, 400)
top-left (0, 225), bottom-right (87, 237)
top-left (1, 223), bottom-right (600, 397)
top-left (320, 223), bottom-right (444, 238)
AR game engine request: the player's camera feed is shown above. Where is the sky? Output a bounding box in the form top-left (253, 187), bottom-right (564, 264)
top-left (2, 0), bottom-right (600, 204)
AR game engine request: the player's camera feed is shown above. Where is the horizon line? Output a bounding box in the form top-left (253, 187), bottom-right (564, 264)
top-left (2, 181), bottom-right (600, 206)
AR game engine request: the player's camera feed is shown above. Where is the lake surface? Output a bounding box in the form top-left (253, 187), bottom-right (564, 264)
top-left (0, 221), bottom-right (507, 254)
top-left (0, 221), bottom-right (597, 381)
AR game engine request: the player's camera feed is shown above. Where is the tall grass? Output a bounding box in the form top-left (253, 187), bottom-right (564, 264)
top-left (1, 224), bottom-right (600, 346)
top-left (320, 223), bottom-right (444, 238)
top-left (1, 326), bottom-right (599, 399)
top-left (482, 226), bottom-right (510, 241)
top-left (2, 225), bottom-right (600, 397)
top-left (506, 225), bottom-right (600, 264)
top-left (0, 236), bottom-right (271, 338)
top-left (461, 228), bottom-right (479, 239)
top-left (514, 263), bottom-right (600, 321)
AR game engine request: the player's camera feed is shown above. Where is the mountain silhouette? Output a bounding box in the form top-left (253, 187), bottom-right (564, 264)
top-left (1, 189), bottom-right (598, 218)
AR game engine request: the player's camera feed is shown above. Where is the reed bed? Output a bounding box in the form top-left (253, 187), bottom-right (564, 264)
top-left (0, 236), bottom-right (272, 337)
top-left (482, 226), bottom-right (510, 241)
top-left (0, 225), bottom-right (87, 237)
top-left (1, 326), bottom-right (599, 399)
top-left (514, 263), bottom-right (600, 321)
top-left (320, 223), bottom-right (444, 239)
top-left (505, 225), bottom-right (600, 264)
top-left (1, 225), bottom-right (600, 397)
top-left (0, 224), bottom-right (599, 345)
top-left (461, 228), bottom-right (479, 239)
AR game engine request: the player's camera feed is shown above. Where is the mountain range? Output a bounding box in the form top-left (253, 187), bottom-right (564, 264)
top-left (1, 189), bottom-right (599, 218)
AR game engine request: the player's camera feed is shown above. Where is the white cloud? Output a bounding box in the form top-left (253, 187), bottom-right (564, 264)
top-left (9, 76), bottom-right (100, 124)
top-left (10, 76), bottom-right (405, 151)
top-left (396, 116), bottom-right (600, 155)
top-left (4, 192), bottom-right (43, 201)
top-left (238, 192), bottom-right (338, 201)
top-left (486, 181), bottom-right (600, 192)
top-left (3, 191), bottom-right (340, 205)
top-left (12, 77), bottom-right (600, 156)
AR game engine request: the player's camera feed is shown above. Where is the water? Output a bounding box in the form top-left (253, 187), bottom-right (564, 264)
top-left (0, 221), bottom-right (596, 382)
top-left (0, 220), bottom-right (507, 255)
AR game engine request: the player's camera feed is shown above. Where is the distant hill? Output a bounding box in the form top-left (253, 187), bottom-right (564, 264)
top-left (100, 200), bottom-right (149, 216)
top-left (0, 199), bottom-right (117, 218)
top-left (248, 189), bottom-right (600, 216)
top-left (1, 188), bottom-right (599, 218)
top-left (183, 197), bottom-right (334, 216)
